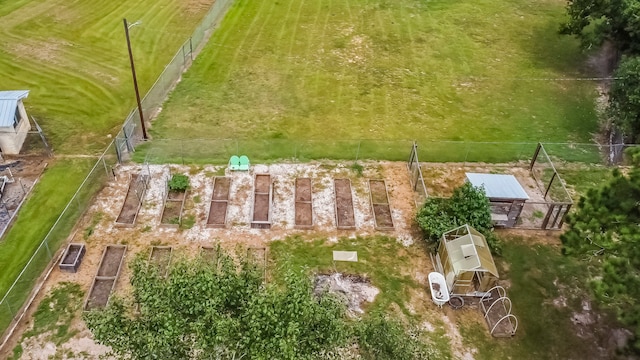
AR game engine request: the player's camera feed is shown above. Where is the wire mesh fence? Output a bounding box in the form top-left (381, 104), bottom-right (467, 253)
top-left (115, 0), bottom-right (235, 160)
top-left (0, 142), bottom-right (118, 345)
top-left (136, 138), bottom-right (415, 165)
top-left (135, 138), bottom-right (633, 167)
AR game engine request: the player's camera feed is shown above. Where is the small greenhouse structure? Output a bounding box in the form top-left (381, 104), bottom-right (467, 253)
top-left (434, 224), bottom-right (499, 297)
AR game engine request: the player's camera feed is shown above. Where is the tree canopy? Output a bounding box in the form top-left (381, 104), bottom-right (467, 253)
top-left (608, 56), bottom-right (640, 142)
top-left (84, 250), bottom-right (434, 360)
top-left (561, 161), bottom-right (640, 351)
top-left (561, 0), bottom-right (640, 54)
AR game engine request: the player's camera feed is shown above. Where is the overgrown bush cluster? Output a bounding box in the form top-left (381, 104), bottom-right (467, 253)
top-left (415, 183), bottom-right (501, 254)
top-left (84, 251), bottom-right (435, 360)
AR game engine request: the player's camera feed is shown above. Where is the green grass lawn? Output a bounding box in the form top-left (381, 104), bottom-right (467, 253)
top-left (0, 0), bottom-right (216, 336)
top-left (150, 0), bottom-right (598, 147)
top-left (463, 237), bottom-right (621, 359)
top-left (0, 160), bottom-right (97, 332)
top-left (0, 0), bottom-right (215, 153)
top-left (270, 235), bottom-right (620, 359)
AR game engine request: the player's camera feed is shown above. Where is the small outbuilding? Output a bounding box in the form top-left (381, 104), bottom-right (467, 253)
top-left (466, 173), bottom-right (529, 228)
top-left (434, 224), bottom-right (499, 297)
top-left (0, 90), bottom-right (31, 155)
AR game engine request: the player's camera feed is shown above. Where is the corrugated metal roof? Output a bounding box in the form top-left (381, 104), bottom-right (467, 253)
top-left (0, 90), bottom-right (29, 128)
top-left (466, 173), bottom-right (529, 200)
top-left (0, 90), bottom-right (29, 100)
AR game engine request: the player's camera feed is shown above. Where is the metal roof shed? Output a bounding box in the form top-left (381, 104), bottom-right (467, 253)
top-left (0, 90), bottom-right (31, 154)
top-left (466, 173), bottom-right (529, 228)
top-left (435, 224), bottom-right (499, 296)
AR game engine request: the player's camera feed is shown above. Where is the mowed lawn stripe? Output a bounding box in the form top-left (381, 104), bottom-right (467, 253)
top-left (0, 0), bottom-right (217, 334)
top-left (0, 0), bottom-right (216, 153)
top-left (149, 0), bottom-right (597, 146)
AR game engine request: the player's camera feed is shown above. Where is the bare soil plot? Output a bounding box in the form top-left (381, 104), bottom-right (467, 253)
top-left (294, 178), bottom-right (313, 229)
top-left (149, 246), bottom-right (173, 277)
top-left (86, 279), bottom-right (115, 310)
top-left (207, 177), bottom-right (230, 228)
top-left (251, 174), bottom-right (272, 229)
top-left (58, 243), bottom-right (86, 273)
top-left (115, 174), bottom-right (147, 226)
top-left (334, 179), bottom-right (356, 230)
top-left (161, 186), bottom-right (188, 227)
top-left (84, 245), bottom-right (126, 311)
top-left (369, 180), bottom-right (394, 230)
top-left (96, 246), bottom-right (126, 277)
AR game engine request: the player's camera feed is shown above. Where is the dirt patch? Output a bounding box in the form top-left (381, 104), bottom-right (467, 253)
top-left (335, 179), bottom-right (356, 229)
top-left (251, 174), bottom-right (271, 228)
top-left (294, 178), bottom-right (312, 228)
top-left (5, 38), bottom-right (72, 66)
top-left (96, 247), bottom-right (125, 277)
top-left (161, 201), bottom-right (181, 224)
top-left (115, 174), bottom-right (143, 225)
top-left (85, 279), bottom-right (114, 311)
top-left (369, 180), bottom-right (394, 230)
top-left (61, 244), bottom-right (83, 265)
top-left (314, 273), bottom-right (379, 316)
top-left (207, 177), bottom-right (230, 227)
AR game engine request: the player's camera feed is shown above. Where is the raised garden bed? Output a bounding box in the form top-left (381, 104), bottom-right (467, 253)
top-left (160, 175), bottom-right (189, 228)
top-left (207, 177), bottom-right (230, 228)
top-left (149, 246), bottom-right (173, 277)
top-left (59, 243), bottom-right (86, 273)
top-left (251, 174), bottom-right (272, 229)
top-left (369, 179), bottom-right (394, 230)
top-left (334, 179), bottom-right (355, 230)
top-left (294, 178), bottom-right (313, 229)
top-left (115, 173), bottom-right (148, 227)
top-left (84, 245), bottom-right (126, 311)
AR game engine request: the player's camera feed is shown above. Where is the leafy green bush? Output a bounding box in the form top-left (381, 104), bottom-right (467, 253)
top-left (84, 250), bottom-right (436, 359)
top-left (168, 174), bottom-right (189, 192)
top-left (416, 182), bottom-right (500, 254)
top-left (357, 313), bottom-right (434, 360)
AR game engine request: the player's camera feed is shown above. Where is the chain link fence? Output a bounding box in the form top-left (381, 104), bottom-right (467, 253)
top-left (0, 142), bottom-right (118, 346)
top-left (115, 0), bottom-right (235, 161)
top-left (136, 138), bottom-right (414, 165)
top-left (136, 138), bottom-right (633, 167)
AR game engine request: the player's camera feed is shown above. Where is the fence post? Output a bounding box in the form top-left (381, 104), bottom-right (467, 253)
top-left (355, 141), bottom-right (361, 162)
top-left (530, 143), bottom-right (542, 171)
top-left (5, 299), bottom-right (13, 317)
top-left (102, 157), bottom-right (109, 178)
top-left (190, 38), bottom-right (193, 61)
top-left (44, 239), bottom-right (52, 259)
top-left (464, 142), bottom-right (471, 165)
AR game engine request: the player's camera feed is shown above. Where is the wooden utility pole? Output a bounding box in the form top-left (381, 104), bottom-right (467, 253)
top-left (123, 18), bottom-right (148, 140)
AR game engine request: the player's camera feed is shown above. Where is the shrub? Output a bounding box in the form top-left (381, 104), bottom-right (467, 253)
top-left (168, 174), bottom-right (189, 192)
top-left (416, 182), bottom-right (500, 254)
